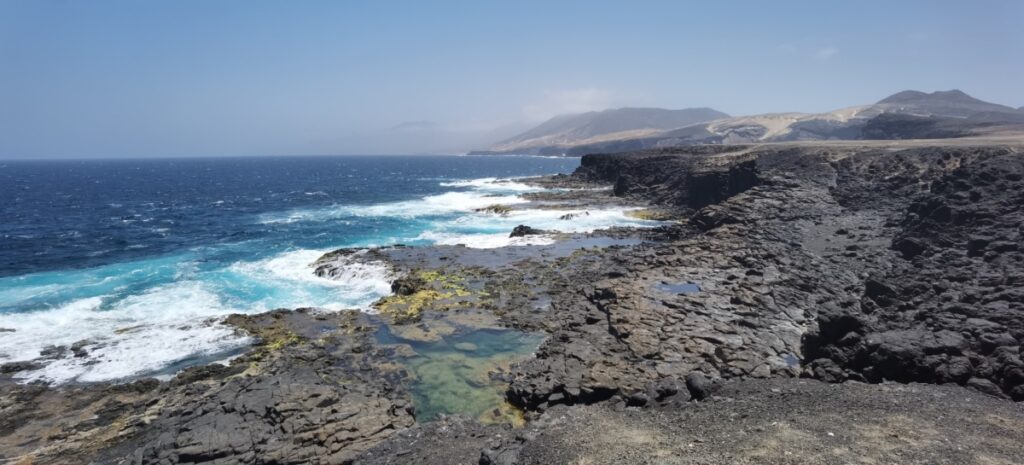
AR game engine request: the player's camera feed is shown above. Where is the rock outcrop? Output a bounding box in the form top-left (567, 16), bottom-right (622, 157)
top-left (502, 144), bottom-right (1024, 411)
top-left (574, 146), bottom-right (760, 208)
top-left (804, 148), bottom-right (1024, 399)
top-left (509, 225), bottom-right (547, 237)
top-left (356, 378), bottom-right (1024, 465)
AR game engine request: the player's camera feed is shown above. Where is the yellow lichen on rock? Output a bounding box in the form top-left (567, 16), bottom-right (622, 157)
top-left (375, 269), bottom-right (477, 323)
top-left (266, 332), bottom-right (301, 351)
top-left (416, 269), bottom-right (471, 292)
top-left (375, 289), bottom-right (450, 323)
top-left (624, 208), bottom-right (675, 221)
top-left (479, 401), bottom-right (527, 428)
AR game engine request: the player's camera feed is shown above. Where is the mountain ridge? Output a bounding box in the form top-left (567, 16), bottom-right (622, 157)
top-left (486, 107), bottom-right (728, 154)
top-left (474, 90), bottom-right (1024, 155)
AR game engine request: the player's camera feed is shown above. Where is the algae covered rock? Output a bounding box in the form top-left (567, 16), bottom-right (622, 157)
top-left (375, 269), bottom-right (476, 323)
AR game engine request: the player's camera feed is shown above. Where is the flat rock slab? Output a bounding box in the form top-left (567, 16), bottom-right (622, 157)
top-left (316, 235), bottom-right (644, 272)
top-left (355, 378), bottom-right (1024, 464)
top-left (499, 378), bottom-right (1024, 465)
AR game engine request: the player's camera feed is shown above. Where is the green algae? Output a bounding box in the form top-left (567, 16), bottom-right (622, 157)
top-left (265, 332), bottom-right (301, 351)
top-left (624, 208), bottom-right (676, 221)
top-left (374, 289), bottom-right (452, 323)
top-left (376, 325), bottom-right (543, 426)
top-left (371, 268), bottom-right (544, 424)
top-left (373, 269), bottom-right (477, 323)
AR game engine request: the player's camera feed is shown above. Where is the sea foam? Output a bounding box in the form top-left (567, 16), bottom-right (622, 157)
top-left (1, 282), bottom-right (249, 383)
top-left (0, 248), bottom-right (393, 384)
top-left (1, 175), bottom-right (656, 384)
top-left (438, 177), bottom-right (543, 192)
top-left (415, 231), bottom-right (558, 248)
top-left (259, 191), bottom-right (529, 224)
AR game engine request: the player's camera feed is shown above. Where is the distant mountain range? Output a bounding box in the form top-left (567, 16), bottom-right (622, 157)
top-left (471, 90), bottom-right (1024, 155)
top-left (485, 107), bottom-right (728, 154)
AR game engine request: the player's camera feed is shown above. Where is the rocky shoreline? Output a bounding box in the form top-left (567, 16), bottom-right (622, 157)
top-left (3, 142), bottom-right (1024, 464)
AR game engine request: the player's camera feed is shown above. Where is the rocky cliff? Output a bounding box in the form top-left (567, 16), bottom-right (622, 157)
top-left (575, 145), bottom-right (760, 208)
top-left (521, 143), bottom-right (1024, 404)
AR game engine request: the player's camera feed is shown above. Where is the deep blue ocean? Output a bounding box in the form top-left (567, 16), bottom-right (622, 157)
top-left (0, 155), bottom-right (653, 383)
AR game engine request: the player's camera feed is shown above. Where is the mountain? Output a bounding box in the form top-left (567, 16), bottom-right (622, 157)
top-left (480, 107), bottom-right (728, 154)
top-left (478, 90), bottom-right (1024, 155)
top-left (877, 89), bottom-right (1024, 121)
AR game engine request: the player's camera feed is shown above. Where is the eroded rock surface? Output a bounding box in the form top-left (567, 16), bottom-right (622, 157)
top-left (1, 310), bottom-right (415, 465)
top-left (480, 378), bottom-right (1024, 465)
top-left (805, 148), bottom-right (1024, 400)
top-left (3, 142), bottom-right (1024, 464)
top-left (505, 144), bottom-right (1024, 410)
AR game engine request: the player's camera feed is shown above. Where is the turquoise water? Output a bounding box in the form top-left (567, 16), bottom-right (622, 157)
top-left (0, 155), bottom-right (656, 384)
top-left (376, 325), bottom-right (543, 423)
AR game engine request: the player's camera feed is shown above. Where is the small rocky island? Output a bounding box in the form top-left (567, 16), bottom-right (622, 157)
top-left (3, 140), bottom-right (1024, 464)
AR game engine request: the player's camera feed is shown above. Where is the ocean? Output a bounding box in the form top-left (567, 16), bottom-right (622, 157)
top-left (0, 155), bottom-right (651, 384)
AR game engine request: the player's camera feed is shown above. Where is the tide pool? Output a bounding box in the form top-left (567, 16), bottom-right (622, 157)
top-left (376, 324), bottom-right (544, 424)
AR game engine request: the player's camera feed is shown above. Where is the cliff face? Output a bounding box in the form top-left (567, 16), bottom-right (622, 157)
top-left (575, 145), bottom-right (759, 209)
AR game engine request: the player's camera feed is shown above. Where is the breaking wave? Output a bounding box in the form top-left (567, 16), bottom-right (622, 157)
top-left (0, 173), bottom-right (657, 384)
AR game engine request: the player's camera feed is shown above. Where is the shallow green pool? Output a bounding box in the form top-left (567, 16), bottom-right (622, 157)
top-left (375, 325), bottom-right (543, 423)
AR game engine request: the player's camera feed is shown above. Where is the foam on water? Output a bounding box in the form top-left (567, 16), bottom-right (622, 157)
top-left (405, 205), bottom-right (658, 248)
top-left (415, 231), bottom-right (558, 249)
top-left (259, 190), bottom-right (529, 224)
top-left (478, 207), bottom-right (656, 233)
top-left (438, 177), bottom-right (543, 193)
top-left (222, 249), bottom-right (392, 311)
top-left (0, 249), bottom-right (394, 383)
top-left (1, 282), bottom-right (250, 383)
top-left (1, 173), bottom-right (657, 384)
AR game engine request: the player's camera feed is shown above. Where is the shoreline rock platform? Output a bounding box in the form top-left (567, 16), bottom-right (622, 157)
top-left (3, 140), bottom-right (1024, 464)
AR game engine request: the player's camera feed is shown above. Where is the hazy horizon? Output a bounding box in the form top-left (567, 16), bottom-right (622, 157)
top-left (1, 0), bottom-right (1022, 158)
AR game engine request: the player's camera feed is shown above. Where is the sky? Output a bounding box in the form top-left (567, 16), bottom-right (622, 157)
top-left (1, 0), bottom-right (1021, 157)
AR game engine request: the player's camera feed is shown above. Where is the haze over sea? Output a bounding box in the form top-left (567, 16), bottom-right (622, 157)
top-left (0, 155), bottom-right (655, 384)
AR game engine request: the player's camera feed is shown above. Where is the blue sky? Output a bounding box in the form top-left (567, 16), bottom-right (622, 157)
top-left (1, 1), bottom-right (1021, 157)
